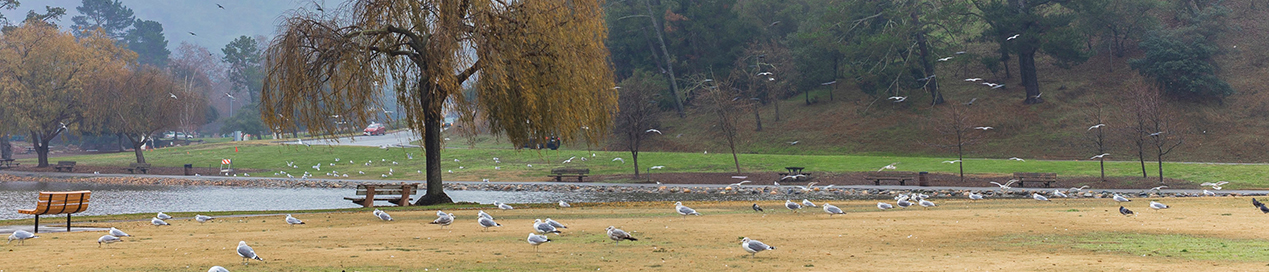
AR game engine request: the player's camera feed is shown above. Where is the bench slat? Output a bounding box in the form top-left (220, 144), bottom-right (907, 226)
top-left (20, 191), bottom-right (91, 215)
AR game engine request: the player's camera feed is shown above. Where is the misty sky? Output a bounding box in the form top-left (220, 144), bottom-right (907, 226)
top-left (1, 0), bottom-right (327, 52)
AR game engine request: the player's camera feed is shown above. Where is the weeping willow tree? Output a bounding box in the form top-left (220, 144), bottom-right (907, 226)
top-left (263, 0), bottom-right (616, 205)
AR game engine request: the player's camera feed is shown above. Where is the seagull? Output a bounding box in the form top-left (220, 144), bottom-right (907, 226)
top-left (237, 241), bottom-right (263, 265)
top-left (1203, 190), bottom-right (1216, 196)
top-left (1119, 206), bottom-right (1134, 216)
top-left (534, 219), bottom-right (562, 234)
top-left (7, 230), bottom-right (36, 244)
top-left (1149, 201), bottom-right (1169, 210)
top-left (785, 200), bottom-right (802, 213)
top-left (752, 203), bottom-right (764, 212)
top-left (982, 82), bottom-right (999, 87)
top-left (1148, 185), bottom-right (1168, 192)
top-left (526, 233), bottom-right (552, 251)
top-left (823, 204), bottom-right (845, 216)
top-left (156, 212), bottom-right (172, 220)
top-left (209, 266), bottom-right (229, 272)
top-left (1090, 153), bottom-right (1110, 160)
top-left (152, 217), bottom-right (169, 226)
top-left (430, 212), bottom-right (453, 228)
top-left (728, 180), bottom-right (752, 188)
top-left (169, 93), bottom-right (178, 99)
top-left (942, 160), bottom-right (961, 164)
top-left (649, 165), bottom-right (665, 170)
top-left (216, 4), bottom-right (224, 9)
top-left (993, 84), bottom-right (1006, 89)
top-left (1053, 190), bottom-right (1069, 198)
top-left (607, 226), bottom-right (638, 245)
top-left (545, 218), bottom-right (567, 229)
top-left (878, 162), bottom-right (898, 172)
top-left (975, 126), bottom-right (994, 130)
top-left (478, 216), bottom-right (502, 231)
top-left (969, 193), bottom-right (984, 200)
top-left (495, 201), bottom-right (514, 210)
top-left (877, 202), bottom-right (894, 210)
top-left (1088, 124), bottom-right (1106, 130)
top-left (896, 198), bottom-right (912, 208)
top-left (955, 51), bottom-right (967, 54)
top-left (1113, 194), bottom-right (1131, 202)
top-left (613, 158), bottom-right (625, 163)
top-left (802, 199), bottom-right (817, 208)
top-left (645, 129), bottom-right (662, 134)
top-left (108, 227), bottom-right (131, 238)
top-left (768, 77), bottom-right (776, 81)
top-left (741, 237), bottom-right (775, 258)
top-left (558, 200), bottom-right (571, 208)
top-left (188, 31), bottom-right (197, 36)
top-left (821, 80), bottom-right (837, 85)
top-left (1200, 181), bottom-right (1229, 190)
top-left (562, 156), bottom-right (575, 163)
top-left (98, 235), bottom-right (121, 247)
top-left (964, 78), bottom-right (983, 82)
top-left (1149, 131), bottom-right (1165, 137)
top-left (478, 210), bottom-right (494, 220)
top-left (1008, 157), bottom-right (1025, 161)
top-left (1032, 193), bottom-right (1050, 201)
top-left (964, 98), bottom-right (978, 106)
top-left (1007, 34), bottom-right (1020, 40)
top-left (937, 57), bottom-right (953, 62)
top-left (990, 180), bottom-right (1017, 191)
top-left (376, 210), bottom-right (393, 221)
top-left (918, 199), bottom-right (937, 209)
top-left (888, 96), bottom-right (908, 102)
top-left (675, 201), bottom-right (701, 217)
top-left (787, 141), bottom-right (799, 145)
top-left (758, 72), bottom-right (773, 76)
top-left (285, 214), bottom-right (304, 225)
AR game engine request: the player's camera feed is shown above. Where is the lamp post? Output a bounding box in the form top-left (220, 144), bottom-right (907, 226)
top-left (225, 92), bottom-right (236, 118)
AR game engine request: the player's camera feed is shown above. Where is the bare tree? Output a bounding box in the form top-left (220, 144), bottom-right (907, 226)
top-left (1135, 85), bottom-right (1184, 184)
top-left (701, 78), bottom-right (745, 174)
top-left (930, 104), bottom-right (982, 182)
top-left (613, 71), bottom-right (663, 179)
top-left (1085, 105), bottom-right (1109, 181)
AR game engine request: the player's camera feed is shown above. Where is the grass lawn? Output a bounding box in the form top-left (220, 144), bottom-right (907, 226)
top-left (2, 198), bottom-right (1268, 271)
top-left (19, 140), bottom-right (1269, 189)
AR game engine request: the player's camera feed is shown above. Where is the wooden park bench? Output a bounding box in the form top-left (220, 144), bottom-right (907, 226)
top-left (126, 163), bottom-right (151, 174)
top-left (1014, 172), bottom-right (1058, 187)
top-left (550, 168), bottom-right (590, 182)
top-left (0, 159), bottom-right (18, 169)
top-left (54, 161), bottom-right (76, 172)
top-left (866, 171), bottom-right (918, 186)
top-left (343, 183), bottom-right (419, 207)
top-left (17, 191), bottom-right (91, 233)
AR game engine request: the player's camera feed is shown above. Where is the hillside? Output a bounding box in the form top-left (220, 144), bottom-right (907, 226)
top-left (636, 1), bottom-right (1269, 164)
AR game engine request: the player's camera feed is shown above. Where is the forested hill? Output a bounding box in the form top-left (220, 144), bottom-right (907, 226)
top-left (602, 0), bottom-right (1269, 163)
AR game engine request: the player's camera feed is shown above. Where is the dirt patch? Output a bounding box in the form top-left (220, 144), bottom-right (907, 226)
top-left (597, 171), bottom-right (1198, 189)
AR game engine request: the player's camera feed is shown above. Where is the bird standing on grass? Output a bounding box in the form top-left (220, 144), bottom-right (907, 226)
top-left (1149, 201), bottom-right (1170, 210)
top-left (8, 230), bottom-right (36, 244)
top-left (785, 200), bottom-right (802, 213)
top-left (285, 214), bottom-right (304, 225)
top-left (558, 200), bottom-right (571, 208)
top-left (1119, 206), bottom-right (1135, 216)
top-left (237, 241), bottom-right (264, 265)
top-left (109, 227), bottom-right (131, 239)
top-left (752, 203), bottom-right (764, 212)
top-left (802, 199), bottom-right (817, 208)
top-left (1113, 194), bottom-right (1131, 202)
top-left (741, 237), bottom-right (775, 258)
top-left (479, 217), bottom-right (502, 231)
top-left (431, 212), bottom-right (454, 228)
top-left (823, 204), bottom-right (844, 216)
top-left (195, 214), bottom-right (214, 223)
top-left (152, 217), bottom-right (169, 226)
top-left (527, 233), bottom-right (551, 251)
top-left (675, 202), bottom-right (701, 217)
top-left (607, 226), bottom-right (638, 245)
top-left (98, 235), bottom-right (121, 247)
top-left (534, 219), bottom-right (562, 234)
top-left (1032, 193), bottom-right (1050, 201)
top-left (877, 202), bottom-right (894, 210)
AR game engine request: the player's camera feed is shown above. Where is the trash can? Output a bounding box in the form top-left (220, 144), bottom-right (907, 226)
top-left (918, 171), bottom-right (929, 186)
top-left (184, 164), bottom-right (193, 176)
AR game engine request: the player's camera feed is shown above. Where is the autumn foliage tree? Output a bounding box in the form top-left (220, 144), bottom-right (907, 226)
top-left (264, 0), bottom-right (616, 205)
top-left (86, 66), bottom-right (195, 163)
top-left (613, 71), bottom-right (663, 179)
top-left (0, 21), bottom-right (132, 167)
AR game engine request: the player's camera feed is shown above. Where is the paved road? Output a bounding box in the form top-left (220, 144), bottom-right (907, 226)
top-left (285, 129), bottom-right (420, 148)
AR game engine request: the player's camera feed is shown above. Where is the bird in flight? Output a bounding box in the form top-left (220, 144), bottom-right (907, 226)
top-left (821, 80), bottom-right (837, 86)
top-left (888, 96), bottom-right (907, 102)
top-left (878, 162), bottom-right (898, 172)
top-left (169, 93), bottom-right (177, 99)
top-left (975, 126), bottom-right (994, 130)
top-left (1007, 34), bottom-right (1020, 40)
top-left (612, 158), bottom-right (624, 163)
top-left (963, 98), bottom-right (977, 106)
top-left (1149, 131), bottom-right (1165, 137)
top-left (1008, 157), bottom-right (1025, 162)
top-left (990, 179), bottom-right (1017, 190)
top-left (1200, 181), bottom-right (1229, 190)
top-left (1149, 185), bottom-right (1168, 192)
top-left (937, 57), bottom-right (953, 62)
top-left (942, 160), bottom-right (960, 164)
top-left (1090, 153), bottom-right (1110, 160)
top-left (217, 3), bottom-right (224, 9)
top-left (188, 32), bottom-right (197, 36)
top-left (787, 141), bottom-right (799, 145)
top-left (1088, 124), bottom-right (1106, 130)
top-left (649, 165), bottom-right (664, 170)
top-left (964, 78), bottom-right (982, 82)
top-left (757, 72), bottom-right (773, 76)
top-left (645, 128), bottom-right (662, 134)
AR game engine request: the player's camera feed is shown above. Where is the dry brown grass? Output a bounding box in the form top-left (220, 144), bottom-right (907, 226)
top-left (3, 198), bottom-right (1269, 271)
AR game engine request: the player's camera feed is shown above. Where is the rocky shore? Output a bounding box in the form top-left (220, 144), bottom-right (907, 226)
top-left (1, 173), bottom-right (1251, 200)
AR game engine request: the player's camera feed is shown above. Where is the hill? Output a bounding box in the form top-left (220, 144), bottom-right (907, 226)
top-left (639, 1), bottom-right (1269, 165)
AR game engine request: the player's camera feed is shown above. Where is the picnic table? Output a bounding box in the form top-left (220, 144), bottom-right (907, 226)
top-left (778, 167), bottom-right (813, 181)
top-left (0, 159), bottom-right (18, 169)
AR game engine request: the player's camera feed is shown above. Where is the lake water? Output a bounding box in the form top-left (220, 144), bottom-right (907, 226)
top-left (0, 181), bottom-right (829, 220)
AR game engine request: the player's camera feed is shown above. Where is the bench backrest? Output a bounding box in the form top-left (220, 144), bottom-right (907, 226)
top-left (355, 184), bottom-right (419, 196)
top-left (866, 171), bottom-right (917, 178)
top-left (551, 168), bottom-right (590, 174)
top-left (1014, 172), bottom-right (1057, 179)
top-left (29, 191), bottom-right (91, 215)
top-left (129, 163), bottom-right (151, 167)
top-left (57, 161), bottom-right (76, 166)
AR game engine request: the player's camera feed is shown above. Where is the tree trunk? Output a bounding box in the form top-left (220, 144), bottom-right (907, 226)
top-left (1137, 143), bottom-right (1147, 178)
top-left (957, 143), bottom-right (964, 182)
top-left (632, 150), bottom-right (640, 179)
top-left (1018, 48), bottom-right (1042, 104)
top-left (32, 131), bottom-right (50, 167)
top-left (414, 86), bottom-right (453, 206)
top-left (130, 135), bottom-right (147, 164)
top-left (0, 134), bottom-right (11, 160)
top-left (728, 138), bottom-right (740, 174)
top-left (1000, 44), bottom-right (1012, 79)
top-left (773, 99), bottom-right (780, 122)
top-left (1099, 158), bottom-right (1106, 181)
top-left (1156, 147), bottom-right (1165, 184)
top-left (753, 108), bottom-right (762, 131)
top-left (911, 10), bottom-right (944, 105)
top-left (645, 0), bottom-right (685, 118)
top-left (117, 133), bottom-right (127, 151)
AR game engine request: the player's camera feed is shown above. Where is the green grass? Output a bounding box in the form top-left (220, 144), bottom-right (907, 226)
top-left (1003, 232), bottom-right (1269, 261)
top-left (17, 140), bottom-right (1269, 188)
